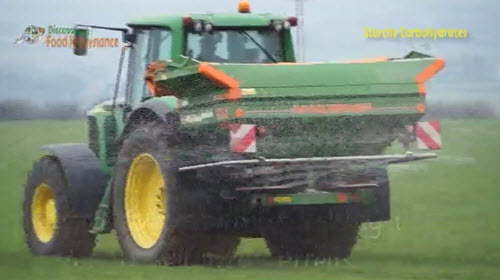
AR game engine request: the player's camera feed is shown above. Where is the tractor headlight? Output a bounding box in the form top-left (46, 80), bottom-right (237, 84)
top-left (205, 23), bottom-right (213, 32)
top-left (283, 20), bottom-right (291, 29)
top-left (274, 22), bottom-right (283, 31)
top-left (194, 21), bottom-right (203, 32)
top-left (271, 20), bottom-right (286, 31)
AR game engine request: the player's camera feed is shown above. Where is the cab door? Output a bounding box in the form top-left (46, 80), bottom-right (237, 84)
top-left (125, 27), bottom-right (173, 109)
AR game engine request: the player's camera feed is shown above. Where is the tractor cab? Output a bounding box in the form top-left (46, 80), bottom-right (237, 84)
top-left (73, 2), bottom-right (298, 103)
top-left (124, 11), bottom-right (297, 105)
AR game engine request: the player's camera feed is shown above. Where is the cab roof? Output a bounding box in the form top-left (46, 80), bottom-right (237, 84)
top-left (127, 13), bottom-right (287, 29)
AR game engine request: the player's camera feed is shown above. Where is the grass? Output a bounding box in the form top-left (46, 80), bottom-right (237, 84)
top-left (0, 119), bottom-right (499, 279)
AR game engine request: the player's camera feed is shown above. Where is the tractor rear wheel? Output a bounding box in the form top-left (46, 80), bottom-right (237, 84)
top-left (263, 221), bottom-right (359, 260)
top-left (113, 121), bottom-right (239, 265)
top-left (113, 121), bottom-right (183, 264)
top-left (23, 156), bottom-right (96, 257)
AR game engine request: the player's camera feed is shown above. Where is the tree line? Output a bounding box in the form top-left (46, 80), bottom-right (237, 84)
top-left (0, 100), bottom-right (84, 120)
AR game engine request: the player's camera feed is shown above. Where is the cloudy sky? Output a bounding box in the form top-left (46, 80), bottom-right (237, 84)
top-left (0, 0), bottom-right (498, 107)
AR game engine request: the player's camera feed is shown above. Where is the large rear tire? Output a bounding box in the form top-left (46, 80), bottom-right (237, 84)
top-left (23, 156), bottom-right (96, 257)
top-left (112, 121), bottom-right (239, 265)
top-left (263, 221), bottom-right (359, 260)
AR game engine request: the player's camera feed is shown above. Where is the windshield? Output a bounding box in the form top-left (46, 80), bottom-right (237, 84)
top-left (186, 30), bottom-right (284, 63)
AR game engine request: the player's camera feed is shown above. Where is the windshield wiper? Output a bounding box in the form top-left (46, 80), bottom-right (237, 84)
top-left (240, 30), bottom-right (278, 63)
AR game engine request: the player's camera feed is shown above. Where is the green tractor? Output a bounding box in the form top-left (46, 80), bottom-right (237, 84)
top-left (23, 2), bottom-right (444, 264)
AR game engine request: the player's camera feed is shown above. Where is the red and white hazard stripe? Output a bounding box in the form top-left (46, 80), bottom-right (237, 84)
top-left (415, 120), bottom-right (441, 150)
top-left (229, 124), bottom-right (256, 153)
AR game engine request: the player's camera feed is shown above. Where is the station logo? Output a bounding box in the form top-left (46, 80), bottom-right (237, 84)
top-left (14, 25), bottom-right (46, 44)
top-left (14, 25), bottom-right (119, 48)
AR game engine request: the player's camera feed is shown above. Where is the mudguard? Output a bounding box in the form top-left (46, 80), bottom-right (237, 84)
top-left (41, 144), bottom-right (108, 221)
top-left (129, 96), bottom-right (179, 124)
top-left (120, 96), bottom-right (179, 139)
top-left (139, 96), bottom-right (179, 119)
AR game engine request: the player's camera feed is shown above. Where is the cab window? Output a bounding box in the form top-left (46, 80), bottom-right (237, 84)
top-left (186, 30), bottom-right (284, 63)
top-left (127, 28), bottom-right (172, 107)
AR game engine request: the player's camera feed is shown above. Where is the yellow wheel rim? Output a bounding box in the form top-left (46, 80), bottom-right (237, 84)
top-left (31, 184), bottom-right (57, 243)
top-left (125, 153), bottom-right (166, 249)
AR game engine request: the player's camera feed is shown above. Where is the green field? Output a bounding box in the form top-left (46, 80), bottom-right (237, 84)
top-left (0, 119), bottom-right (499, 279)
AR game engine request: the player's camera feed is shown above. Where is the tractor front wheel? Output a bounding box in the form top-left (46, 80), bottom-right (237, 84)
top-left (23, 156), bottom-right (96, 257)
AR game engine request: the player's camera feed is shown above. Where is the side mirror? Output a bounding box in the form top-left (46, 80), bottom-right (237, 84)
top-left (73, 26), bottom-right (90, 56)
